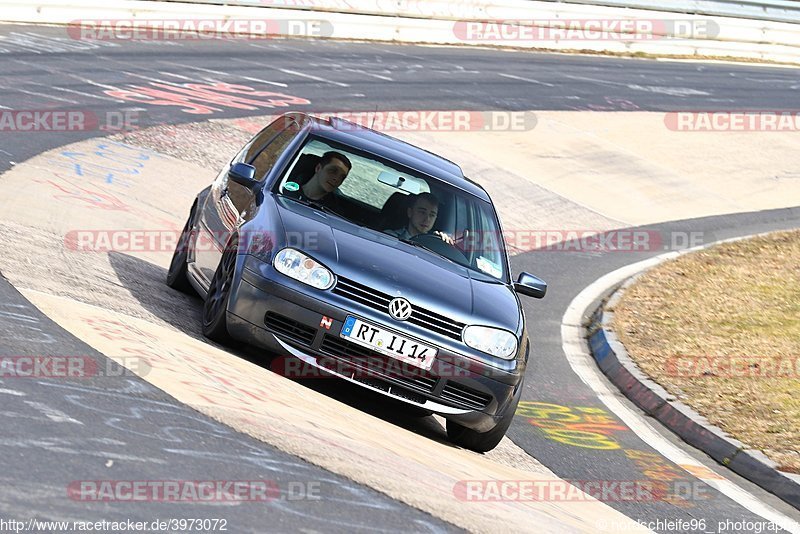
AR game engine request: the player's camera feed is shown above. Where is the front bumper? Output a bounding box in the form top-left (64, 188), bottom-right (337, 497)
top-left (226, 258), bottom-right (524, 432)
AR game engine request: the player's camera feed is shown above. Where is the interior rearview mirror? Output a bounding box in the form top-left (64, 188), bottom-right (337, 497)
top-left (377, 170), bottom-right (424, 194)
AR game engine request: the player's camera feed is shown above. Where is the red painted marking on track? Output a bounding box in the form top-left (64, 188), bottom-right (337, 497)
top-left (34, 175), bottom-right (131, 211)
top-left (103, 81), bottom-right (311, 115)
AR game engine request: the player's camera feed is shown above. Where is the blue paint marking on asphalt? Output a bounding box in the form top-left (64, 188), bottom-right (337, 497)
top-left (54, 142), bottom-right (155, 187)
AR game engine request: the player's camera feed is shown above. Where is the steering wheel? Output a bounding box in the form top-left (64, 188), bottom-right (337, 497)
top-left (411, 232), bottom-right (469, 265)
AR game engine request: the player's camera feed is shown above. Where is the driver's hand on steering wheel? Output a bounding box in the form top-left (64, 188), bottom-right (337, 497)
top-left (434, 231), bottom-right (455, 245)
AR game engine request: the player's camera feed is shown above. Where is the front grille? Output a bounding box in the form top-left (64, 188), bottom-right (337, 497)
top-left (264, 312), bottom-right (316, 346)
top-left (332, 276), bottom-right (390, 309)
top-left (440, 382), bottom-right (492, 410)
top-left (350, 374), bottom-right (427, 404)
top-left (333, 277), bottom-right (465, 340)
top-left (320, 335), bottom-right (438, 393)
top-left (320, 335), bottom-right (490, 411)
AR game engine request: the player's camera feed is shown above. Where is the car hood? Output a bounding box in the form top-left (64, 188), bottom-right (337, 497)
top-left (274, 198), bottom-right (520, 330)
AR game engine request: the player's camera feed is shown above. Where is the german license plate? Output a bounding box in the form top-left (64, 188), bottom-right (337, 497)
top-left (341, 316), bottom-right (437, 371)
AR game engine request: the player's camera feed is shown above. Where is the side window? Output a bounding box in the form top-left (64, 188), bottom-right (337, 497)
top-left (470, 203), bottom-right (504, 279)
top-left (250, 128), bottom-right (297, 181)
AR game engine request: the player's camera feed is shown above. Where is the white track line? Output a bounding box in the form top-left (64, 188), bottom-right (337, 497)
top-left (562, 73), bottom-right (627, 87)
top-left (247, 42), bottom-right (289, 51)
top-left (9, 60), bottom-right (125, 103)
top-left (562, 236), bottom-right (800, 534)
top-left (498, 72), bottom-right (555, 87)
top-left (0, 83), bottom-right (80, 105)
top-left (227, 58), bottom-right (291, 86)
top-left (72, 77), bottom-right (122, 93)
top-left (120, 71), bottom-right (184, 86)
top-left (156, 60), bottom-right (231, 78)
top-left (45, 58), bottom-right (127, 93)
top-left (345, 68), bottom-right (394, 81)
top-left (276, 68), bottom-right (350, 87)
top-left (24, 401), bottom-right (83, 425)
top-left (157, 70), bottom-right (196, 81)
top-left (160, 59), bottom-right (289, 88)
top-left (47, 85), bottom-right (121, 102)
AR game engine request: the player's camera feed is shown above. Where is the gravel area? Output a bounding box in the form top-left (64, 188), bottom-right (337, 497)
top-left (111, 119), bottom-right (256, 171)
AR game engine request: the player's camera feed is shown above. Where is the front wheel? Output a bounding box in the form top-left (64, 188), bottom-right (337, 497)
top-left (446, 379), bottom-right (523, 453)
top-left (201, 240), bottom-right (238, 344)
top-left (166, 205), bottom-right (196, 294)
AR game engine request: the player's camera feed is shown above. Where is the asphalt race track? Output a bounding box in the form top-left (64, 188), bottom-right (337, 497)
top-left (0, 279), bottom-right (452, 533)
top-left (1, 24), bottom-right (800, 533)
top-left (3, 25), bottom-right (800, 173)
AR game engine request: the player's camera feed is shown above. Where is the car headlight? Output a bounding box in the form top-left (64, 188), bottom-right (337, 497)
top-left (463, 326), bottom-right (518, 359)
top-left (273, 248), bottom-right (334, 290)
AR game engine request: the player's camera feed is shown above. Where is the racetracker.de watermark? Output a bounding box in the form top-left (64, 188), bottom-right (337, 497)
top-left (664, 111), bottom-right (800, 131)
top-left (453, 479), bottom-right (711, 502)
top-left (67, 19), bottom-right (334, 40)
top-left (502, 229), bottom-right (706, 253)
top-left (278, 110), bottom-right (538, 131)
top-left (666, 355), bottom-right (800, 378)
top-left (452, 19), bottom-right (719, 41)
top-left (68, 480), bottom-right (279, 502)
top-left (0, 110), bottom-right (142, 132)
top-left (63, 229), bottom-right (708, 254)
top-left (0, 356), bottom-right (150, 378)
top-left (271, 354), bottom-right (484, 380)
top-left (67, 480), bottom-right (322, 501)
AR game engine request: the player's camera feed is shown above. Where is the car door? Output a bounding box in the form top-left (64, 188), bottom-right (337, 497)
top-left (193, 116), bottom-right (301, 287)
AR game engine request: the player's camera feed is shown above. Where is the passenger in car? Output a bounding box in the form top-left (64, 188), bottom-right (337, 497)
top-left (385, 192), bottom-right (454, 244)
top-left (284, 151), bottom-right (352, 210)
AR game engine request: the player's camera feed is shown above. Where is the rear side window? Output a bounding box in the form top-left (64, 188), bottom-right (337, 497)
top-left (249, 129), bottom-right (296, 181)
top-left (235, 122), bottom-right (281, 165)
top-left (234, 116), bottom-right (300, 181)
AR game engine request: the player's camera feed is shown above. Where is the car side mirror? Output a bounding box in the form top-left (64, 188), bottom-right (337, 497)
top-left (514, 272), bottom-right (547, 299)
top-left (228, 163), bottom-right (259, 190)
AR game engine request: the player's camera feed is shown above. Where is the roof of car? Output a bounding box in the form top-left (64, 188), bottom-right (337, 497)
top-left (297, 113), bottom-right (491, 202)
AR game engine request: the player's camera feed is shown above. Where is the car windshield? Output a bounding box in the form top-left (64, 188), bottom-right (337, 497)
top-left (274, 137), bottom-right (508, 281)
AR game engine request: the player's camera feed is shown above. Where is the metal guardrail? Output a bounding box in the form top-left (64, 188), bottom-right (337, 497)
top-left (13, 0), bottom-right (800, 63)
top-left (149, 0), bottom-right (800, 24)
top-left (537, 0), bottom-right (800, 24)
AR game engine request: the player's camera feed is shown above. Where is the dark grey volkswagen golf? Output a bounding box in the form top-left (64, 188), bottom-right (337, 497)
top-left (167, 112), bottom-right (546, 452)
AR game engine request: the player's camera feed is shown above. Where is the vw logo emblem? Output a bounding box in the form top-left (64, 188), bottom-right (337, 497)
top-left (388, 298), bottom-right (412, 321)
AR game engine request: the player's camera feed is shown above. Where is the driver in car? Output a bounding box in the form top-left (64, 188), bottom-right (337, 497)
top-left (385, 192), bottom-right (454, 244)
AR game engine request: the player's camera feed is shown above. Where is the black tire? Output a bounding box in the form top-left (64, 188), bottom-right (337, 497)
top-left (201, 240), bottom-right (238, 344)
top-left (446, 378), bottom-right (523, 453)
top-left (166, 205), bottom-right (196, 294)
